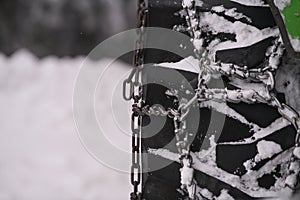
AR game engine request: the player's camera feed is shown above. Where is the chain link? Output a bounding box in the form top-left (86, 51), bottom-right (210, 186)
top-left (198, 88), bottom-right (270, 104)
top-left (124, 0), bottom-right (148, 199)
top-left (130, 107), bottom-right (142, 200)
top-left (269, 94), bottom-right (300, 189)
top-left (181, 0), bottom-right (300, 194)
top-left (180, 1), bottom-right (201, 199)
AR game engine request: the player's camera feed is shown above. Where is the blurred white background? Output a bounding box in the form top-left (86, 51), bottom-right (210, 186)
top-left (0, 50), bottom-right (132, 199)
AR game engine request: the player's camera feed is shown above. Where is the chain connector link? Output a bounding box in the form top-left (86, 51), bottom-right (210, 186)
top-left (123, 79), bottom-right (134, 101)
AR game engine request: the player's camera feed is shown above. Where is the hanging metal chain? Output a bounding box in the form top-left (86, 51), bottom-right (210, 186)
top-left (180, 1), bottom-right (206, 199)
top-left (123, 0), bottom-right (148, 200)
top-left (130, 104), bottom-right (142, 200)
top-left (174, 114), bottom-right (198, 200)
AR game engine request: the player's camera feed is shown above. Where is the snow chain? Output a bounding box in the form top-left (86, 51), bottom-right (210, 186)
top-left (124, 0), bottom-right (300, 199)
top-left (181, 0), bottom-right (300, 195)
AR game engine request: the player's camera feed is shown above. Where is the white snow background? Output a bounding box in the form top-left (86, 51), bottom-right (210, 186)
top-left (0, 50), bottom-right (131, 200)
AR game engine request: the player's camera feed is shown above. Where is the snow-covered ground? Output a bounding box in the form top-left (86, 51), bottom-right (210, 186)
top-left (0, 50), bottom-right (131, 200)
